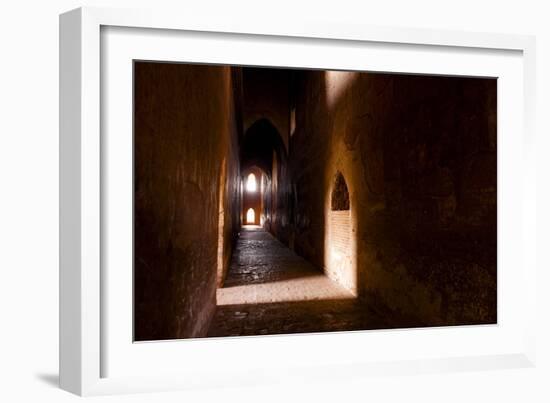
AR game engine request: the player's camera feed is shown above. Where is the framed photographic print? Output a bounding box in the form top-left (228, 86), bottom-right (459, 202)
top-left (60, 6), bottom-right (537, 396)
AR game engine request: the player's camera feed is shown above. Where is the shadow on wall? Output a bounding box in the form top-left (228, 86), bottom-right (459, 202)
top-left (285, 72), bottom-right (334, 275)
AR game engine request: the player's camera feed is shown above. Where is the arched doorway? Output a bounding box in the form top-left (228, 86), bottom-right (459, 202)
top-left (246, 173), bottom-right (257, 192)
top-left (246, 208), bottom-right (256, 224)
top-left (242, 167), bottom-right (263, 226)
top-left (326, 171), bottom-right (355, 293)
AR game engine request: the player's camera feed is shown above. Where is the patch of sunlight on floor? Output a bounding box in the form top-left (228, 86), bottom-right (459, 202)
top-left (217, 274), bottom-right (355, 305)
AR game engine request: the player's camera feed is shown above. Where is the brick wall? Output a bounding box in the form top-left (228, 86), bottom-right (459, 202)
top-left (326, 210), bottom-right (354, 292)
top-left (133, 63), bottom-right (241, 341)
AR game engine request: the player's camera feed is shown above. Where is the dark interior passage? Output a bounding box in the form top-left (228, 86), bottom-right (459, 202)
top-left (217, 226), bottom-right (354, 304)
top-left (133, 63), bottom-right (497, 341)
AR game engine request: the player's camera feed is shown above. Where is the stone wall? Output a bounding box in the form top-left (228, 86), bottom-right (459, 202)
top-left (134, 62), bottom-right (241, 341)
top-left (280, 70), bottom-right (497, 326)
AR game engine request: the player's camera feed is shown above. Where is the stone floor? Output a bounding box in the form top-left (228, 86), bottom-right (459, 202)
top-left (207, 226), bottom-right (394, 337)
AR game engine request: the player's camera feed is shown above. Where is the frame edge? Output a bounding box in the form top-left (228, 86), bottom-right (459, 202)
top-left (61, 5), bottom-right (538, 395)
top-left (59, 7), bottom-right (83, 396)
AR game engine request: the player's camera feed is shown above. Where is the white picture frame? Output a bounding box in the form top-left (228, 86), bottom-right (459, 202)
top-left (59, 6), bottom-right (537, 396)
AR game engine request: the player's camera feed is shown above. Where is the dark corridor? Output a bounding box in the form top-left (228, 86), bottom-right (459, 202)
top-left (133, 63), bottom-right (497, 341)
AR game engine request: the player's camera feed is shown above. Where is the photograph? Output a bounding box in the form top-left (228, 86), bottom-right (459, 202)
top-left (133, 62), bottom-right (497, 341)
top-left (2, 0), bottom-right (545, 399)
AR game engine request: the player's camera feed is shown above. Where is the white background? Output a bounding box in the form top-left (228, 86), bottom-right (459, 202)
top-left (1, 0), bottom-right (548, 402)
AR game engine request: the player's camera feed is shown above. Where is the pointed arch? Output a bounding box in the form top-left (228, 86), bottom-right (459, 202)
top-left (331, 171), bottom-right (350, 211)
top-left (326, 170), bottom-right (356, 294)
top-left (240, 118), bottom-right (287, 176)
